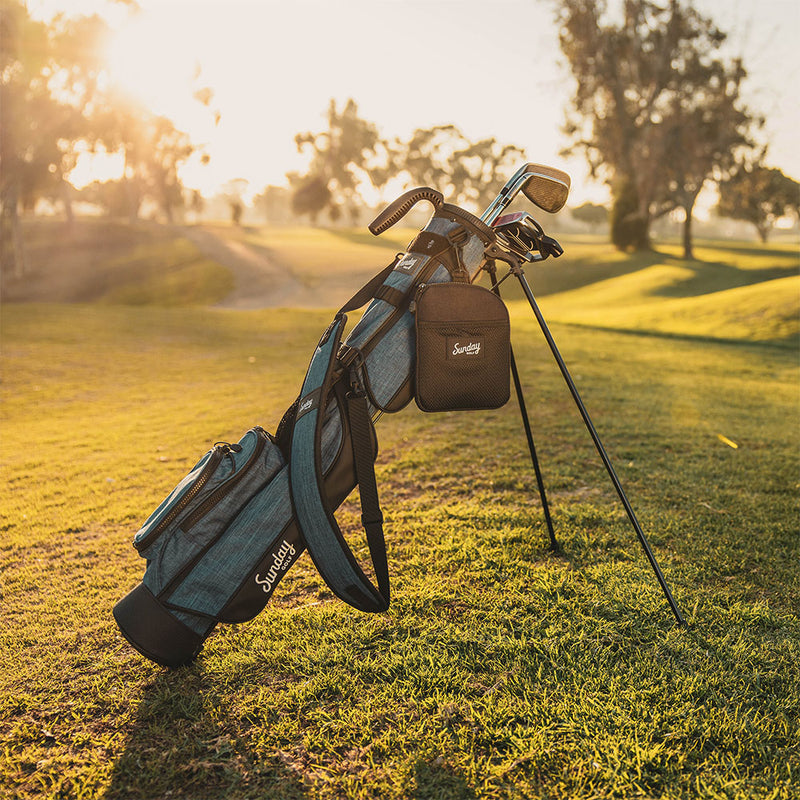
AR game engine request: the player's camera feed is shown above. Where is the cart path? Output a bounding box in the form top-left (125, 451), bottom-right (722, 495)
top-left (182, 226), bottom-right (320, 309)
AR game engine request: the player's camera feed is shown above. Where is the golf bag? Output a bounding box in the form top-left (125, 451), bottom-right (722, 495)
top-left (113, 191), bottom-right (505, 667)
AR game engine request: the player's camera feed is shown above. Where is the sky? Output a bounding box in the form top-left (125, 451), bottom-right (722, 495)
top-left (29, 0), bottom-right (800, 209)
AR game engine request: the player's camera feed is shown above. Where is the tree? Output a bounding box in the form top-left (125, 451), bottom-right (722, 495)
top-left (288, 175), bottom-right (331, 226)
top-left (253, 184), bottom-right (291, 225)
top-left (571, 201), bottom-right (608, 231)
top-left (556, 0), bottom-right (757, 255)
top-left (717, 162), bottom-right (800, 242)
top-left (398, 125), bottom-right (526, 213)
top-left (293, 98), bottom-right (384, 224)
top-left (221, 178), bottom-right (248, 226)
top-left (1, 1), bottom-right (66, 277)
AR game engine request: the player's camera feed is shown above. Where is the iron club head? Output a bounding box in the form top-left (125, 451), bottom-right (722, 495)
top-left (481, 163), bottom-right (571, 224)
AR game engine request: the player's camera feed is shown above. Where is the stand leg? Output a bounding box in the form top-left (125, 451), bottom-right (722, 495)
top-left (509, 344), bottom-right (558, 550)
top-left (515, 270), bottom-right (686, 626)
top-left (487, 264), bottom-right (557, 550)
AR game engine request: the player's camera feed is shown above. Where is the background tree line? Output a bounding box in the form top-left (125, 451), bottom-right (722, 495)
top-left (2, 0), bottom-right (797, 284)
top-left (0, 0), bottom-right (211, 278)
top-left (556, 0), bottom-right (798, 257)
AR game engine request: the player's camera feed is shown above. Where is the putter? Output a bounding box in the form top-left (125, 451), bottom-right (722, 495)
top-left (481, 164), bottom-right (686, 626)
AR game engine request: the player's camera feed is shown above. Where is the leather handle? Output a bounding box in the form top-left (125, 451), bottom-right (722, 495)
top-left (368, 187), bottom-right (444, 235)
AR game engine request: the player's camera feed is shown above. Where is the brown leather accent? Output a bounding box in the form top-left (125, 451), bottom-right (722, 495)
top-left (407, 231), bottom-right (451, 257)
top-left (374, 285), bottom-right (405, 307)
top-left (414, 282), bottom-right (510, 412)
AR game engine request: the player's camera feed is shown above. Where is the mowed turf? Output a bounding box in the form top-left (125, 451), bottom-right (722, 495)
top-left (1, 223), bottom-right (798, 799)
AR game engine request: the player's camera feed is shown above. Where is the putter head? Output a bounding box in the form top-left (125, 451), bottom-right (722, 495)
top-left (519, 163), bottom-right (571, 214)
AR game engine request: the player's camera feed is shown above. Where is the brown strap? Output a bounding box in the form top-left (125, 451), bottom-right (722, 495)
top-left (374, 285), bottom-right (406, 307)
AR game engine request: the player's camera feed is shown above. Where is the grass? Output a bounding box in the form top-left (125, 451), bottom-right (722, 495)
top-left (1, 224), bottom-right (799, 798)
top-left (4, 218), bottom-right (233, 306)
top-left (502, 238), bottom-right (799, 346)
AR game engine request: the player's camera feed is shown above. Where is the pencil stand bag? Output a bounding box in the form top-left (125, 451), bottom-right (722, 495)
top-left (113, 190), bottom-right (497, 668)
top-left (414, 282), bottom-right (510, 412)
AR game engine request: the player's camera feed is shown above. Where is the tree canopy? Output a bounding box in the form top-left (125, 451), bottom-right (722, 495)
top-left (556, 0), bottom-right (758, 256)
top-left (0, 1), bottom-right (208, 278)
top-left (289, 102), bottom-right (528, 224)
top-left (717, 160), bottom-right (799, 242)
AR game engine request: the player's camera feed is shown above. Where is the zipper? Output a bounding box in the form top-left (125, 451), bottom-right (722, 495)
top-left (134, 446), bottom-right (227, 552)
top-left (409, 282), bottom-right (428, 314)
top-left (178, 427), bottom-right (270, 533)
top-left (133, 428), bottom-right (268, 551)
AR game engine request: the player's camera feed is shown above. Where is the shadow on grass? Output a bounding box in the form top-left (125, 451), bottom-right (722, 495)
top-left (103, 668), bottom-right (309, 800)
top-left (411, 760), bottom-right (478, 799)
top-left (651, 260), bottom-right (798, 299)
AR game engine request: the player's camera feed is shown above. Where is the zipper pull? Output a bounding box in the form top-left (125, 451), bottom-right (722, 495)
top-left (410, 283), bottom-right (426, 314)
top-left (214, 441), bottom-right (243, 453)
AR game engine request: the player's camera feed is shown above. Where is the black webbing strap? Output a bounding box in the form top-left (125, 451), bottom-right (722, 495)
top-left (345, 380), bottom-right (389, 605)
top-left (374, 285), bottom-right (405, 307)
top-left (338, 255), bottom-right (401, 315)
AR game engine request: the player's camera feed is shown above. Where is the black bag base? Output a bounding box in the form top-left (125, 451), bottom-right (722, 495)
top-left (113, 583), bottom-right (204, 668)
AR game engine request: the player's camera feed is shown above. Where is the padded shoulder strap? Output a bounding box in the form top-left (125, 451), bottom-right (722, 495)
top-left (289, 315), bottom-right (390, 613)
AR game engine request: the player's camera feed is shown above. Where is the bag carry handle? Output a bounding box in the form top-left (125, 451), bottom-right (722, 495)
top-left (369, 187), bottom-right (443, 235)
top-left (289, 315), bottom-right (390, 613)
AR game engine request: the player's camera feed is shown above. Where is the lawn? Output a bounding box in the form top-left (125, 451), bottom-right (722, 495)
top-left (1, 223), bottom-right (798, 799)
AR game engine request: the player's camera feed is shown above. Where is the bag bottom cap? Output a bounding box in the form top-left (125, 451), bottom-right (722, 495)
top-left (113, 583), bottom-right (204, 668)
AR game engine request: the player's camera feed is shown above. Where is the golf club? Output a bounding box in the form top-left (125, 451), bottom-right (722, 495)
top-left (481, 163), bottom-right (686, 627)
top-left (481, 163), bottom-right (571, 225)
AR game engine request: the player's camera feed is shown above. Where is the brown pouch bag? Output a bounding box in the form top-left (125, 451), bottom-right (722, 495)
top-left (414, 282), bottom-right (510, 412)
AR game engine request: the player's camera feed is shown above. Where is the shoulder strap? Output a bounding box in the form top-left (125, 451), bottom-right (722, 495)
top-left (288, 314), bottom-right (390, 612)
top-left (338, 255), bottom-right (400, 315)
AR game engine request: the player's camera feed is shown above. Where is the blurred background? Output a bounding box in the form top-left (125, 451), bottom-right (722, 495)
top-left (1, 0), bottom-right (798, 288)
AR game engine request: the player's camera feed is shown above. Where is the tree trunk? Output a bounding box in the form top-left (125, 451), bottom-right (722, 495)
top-left (0, 182), bottom-right (28, 280)
top-left (62, 180), bottom-right (75, 231)
top-left (682, 205), bottom-right (693, 259)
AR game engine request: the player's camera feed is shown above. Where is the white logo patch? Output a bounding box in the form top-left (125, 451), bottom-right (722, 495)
top-left (254, 540), bottom-right (297, 594)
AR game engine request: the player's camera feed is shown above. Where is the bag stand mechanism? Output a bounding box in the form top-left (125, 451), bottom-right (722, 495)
top-left (481, 233), bottom-right (686, 627)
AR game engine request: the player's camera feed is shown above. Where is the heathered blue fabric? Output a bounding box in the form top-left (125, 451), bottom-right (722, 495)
top-left (289, 321), bottom-right (363, 602)
top-left (135, 213), bottom-right (489, 634)
top-left (133, 448), bottom-right (223, 552)
top-left (139, 429), bottom-right (268, 586)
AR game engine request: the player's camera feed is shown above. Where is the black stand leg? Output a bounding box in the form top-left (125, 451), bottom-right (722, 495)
top-left (513, 268), bottom-right (686, 626)
top-left (487, 265), bottom-right (557, 551)
top-left (509, 344), bottom-right (558, 551)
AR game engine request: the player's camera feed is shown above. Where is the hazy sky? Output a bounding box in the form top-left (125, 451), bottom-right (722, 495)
top-left (31, 0), bottom-right (800, 207)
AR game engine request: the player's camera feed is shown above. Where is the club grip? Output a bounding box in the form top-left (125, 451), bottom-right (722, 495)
top-left (369, 187), bottom-right (444, 235)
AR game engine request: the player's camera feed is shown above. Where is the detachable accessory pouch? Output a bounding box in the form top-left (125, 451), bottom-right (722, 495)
top-left (414, 282), bottom-right (510, 412)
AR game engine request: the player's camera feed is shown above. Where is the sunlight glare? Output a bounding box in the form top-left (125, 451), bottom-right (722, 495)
top-left (104, 14), bottom-right (196, 118)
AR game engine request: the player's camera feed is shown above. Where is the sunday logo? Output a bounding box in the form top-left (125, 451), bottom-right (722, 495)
top-left (447, 336), bottom-right (484, 360)
top-left (254, 539), bottom-right (297, 595)
top-left (395, 254), bottom-right (421, 274)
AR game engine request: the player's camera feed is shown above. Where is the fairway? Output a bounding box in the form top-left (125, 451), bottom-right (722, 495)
top-left (1, 227), bottom-right (799, 799)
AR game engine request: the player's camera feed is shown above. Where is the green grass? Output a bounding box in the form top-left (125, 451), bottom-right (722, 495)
top-left (204, 223), bottom-right (416, 289)
top-left (504, 238), bottom-right (800, 346)
top-left (5, 219), bottom-right (233, 306)
top-left (1, 294), bottom-right (798, 798)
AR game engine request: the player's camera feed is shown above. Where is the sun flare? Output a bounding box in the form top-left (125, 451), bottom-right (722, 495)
top-left (104, 14), bottom-right (197, 118)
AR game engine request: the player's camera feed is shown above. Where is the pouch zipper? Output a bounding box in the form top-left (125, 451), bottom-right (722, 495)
top-left (133, 427), bottom-right (268, 551)
top-left (178, 427), bottom-right (270, 533)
